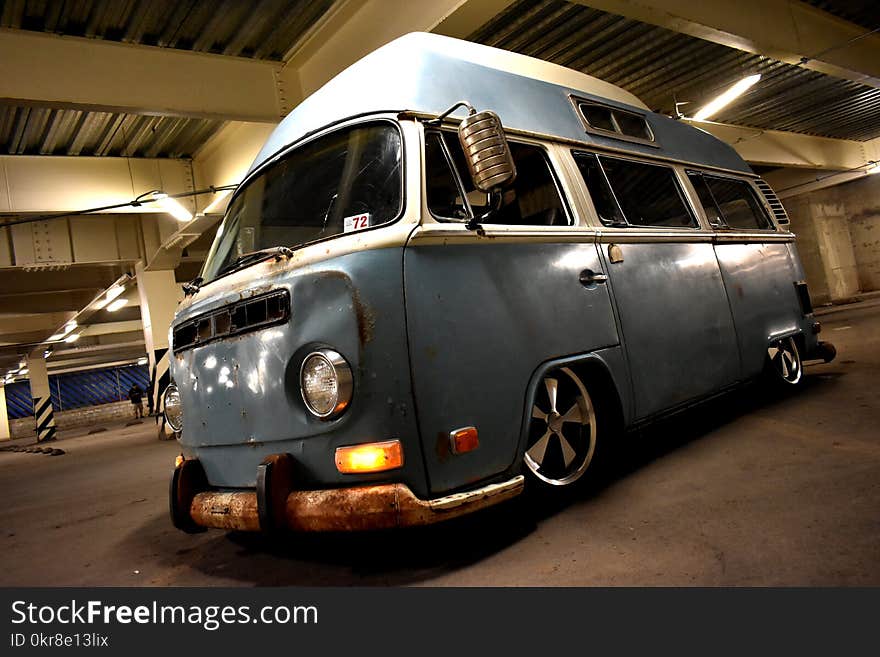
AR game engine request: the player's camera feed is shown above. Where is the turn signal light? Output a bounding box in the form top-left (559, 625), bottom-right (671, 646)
top-left (174, 454), bottom-right (185, 468)
top-left (335, 440), bottom-right (404, 474)
top-left (450, 426), bottom-right (479, 454)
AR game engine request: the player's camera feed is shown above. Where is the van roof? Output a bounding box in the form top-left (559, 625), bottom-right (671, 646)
top-left (248, 32), bottom-right (751, 176)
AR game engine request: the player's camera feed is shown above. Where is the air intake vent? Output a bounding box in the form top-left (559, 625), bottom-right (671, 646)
top-left (172, 290), bottom-right (290, 354)
top-left (755, 179), bottom-right (789, 226)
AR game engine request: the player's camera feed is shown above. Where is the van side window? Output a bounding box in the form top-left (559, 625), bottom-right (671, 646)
top-left (426, 131), bottom-right (570, 226)
top-left (688, 172), bottom-right (773, 230)
top-left (573, 153), bottom-right (625, 226)
top-left (573, 152), bottom-right (697, 228)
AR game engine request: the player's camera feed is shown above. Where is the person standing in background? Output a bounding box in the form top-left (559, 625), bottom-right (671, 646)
top-left (128, 383), bottom-right (144, 419)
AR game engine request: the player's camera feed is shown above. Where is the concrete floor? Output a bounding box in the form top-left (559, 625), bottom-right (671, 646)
top-left (1, 299), bottom-right (878, 586)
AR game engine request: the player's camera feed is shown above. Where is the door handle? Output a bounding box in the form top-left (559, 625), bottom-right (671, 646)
top-left (579, 269), bottom-right (608, 286)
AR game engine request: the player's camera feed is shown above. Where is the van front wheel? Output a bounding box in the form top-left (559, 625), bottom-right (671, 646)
top-left (524, 367), bottom-right (598, 487)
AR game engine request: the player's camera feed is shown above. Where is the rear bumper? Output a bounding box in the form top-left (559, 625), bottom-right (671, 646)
top-left (171, 457), bottom-right (523, 532)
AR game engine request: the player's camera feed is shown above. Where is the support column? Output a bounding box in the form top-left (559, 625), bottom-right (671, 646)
top-left (26, 351), bottom-right (56, 443)
top-left (136, 263), bottom-right (182, 415)
top-left (809, 201), bottom-right (861, 303)
top-left (0, 384), bottom-right (10, 441)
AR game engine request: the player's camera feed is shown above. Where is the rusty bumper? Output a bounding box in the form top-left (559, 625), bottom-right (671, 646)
top-left (177, 462), bottom-right (524, 532)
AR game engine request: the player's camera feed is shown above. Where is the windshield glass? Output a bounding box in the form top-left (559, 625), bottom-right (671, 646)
top-left (201, 122), bottom-right (403, 283)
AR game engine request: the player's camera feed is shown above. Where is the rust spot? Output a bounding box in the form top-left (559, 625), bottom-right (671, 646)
top-left (351, 287), bottom-right (376, 345)
top-left (435, 432), bottom-right (451, 463)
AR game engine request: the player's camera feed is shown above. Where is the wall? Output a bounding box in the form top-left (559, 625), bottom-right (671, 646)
top-left (8, 400), bottom-right (146, 439)
top-left (783, 174), bottom-right (880, 306)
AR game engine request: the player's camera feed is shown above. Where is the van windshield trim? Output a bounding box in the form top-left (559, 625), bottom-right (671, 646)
top-left (199, 118), bottom-right (406, 286)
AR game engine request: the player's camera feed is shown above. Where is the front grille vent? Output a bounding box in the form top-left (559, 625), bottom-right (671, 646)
top-left (172, 289), bottom-right (290, 353)
top-left (755, 179), bottom-right (790, 226)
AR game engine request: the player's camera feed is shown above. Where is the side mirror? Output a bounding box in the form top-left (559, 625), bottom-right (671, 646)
top-left (457, 110), bottom-right (517, 193)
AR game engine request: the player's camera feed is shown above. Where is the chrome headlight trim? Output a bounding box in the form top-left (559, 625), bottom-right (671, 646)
top-left (299, 348), bottom-right (353, 420)
top-left (163, 383), bottom-right (184, 433)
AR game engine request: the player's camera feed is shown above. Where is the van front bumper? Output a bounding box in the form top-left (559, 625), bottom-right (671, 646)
top-left (170, 456), bottom-right (524, 533)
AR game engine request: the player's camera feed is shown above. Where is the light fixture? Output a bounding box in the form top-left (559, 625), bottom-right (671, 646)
top-left (64, 332), bottom-right (81, 343)
top-left (693, 74), bottom-right (761, 121)
top-left (93, 284), bottom-right (125, 310)
top-left (107, 298), bottom-right (128, 312)
top-left (137, 356), bottom-right (149, 365)
top-left (867, 162), bottom-right (880, 175)
top-left (203, 189), bottom-right (232, 214)
top-left (19, 368), bottom-right (28, 375)
top-left (48, 333), bottom-right (64, 341)
top-left (154, 193), bottom-right (193, 223)
top-left (62, 320), bottom-right (77, 335)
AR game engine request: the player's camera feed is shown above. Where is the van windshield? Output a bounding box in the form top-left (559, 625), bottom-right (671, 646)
top-left (200, 122), bottom-right (403, 284)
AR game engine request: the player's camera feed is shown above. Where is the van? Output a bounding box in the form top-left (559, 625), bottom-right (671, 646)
top-left (166, 33), bottom-right (836, 533)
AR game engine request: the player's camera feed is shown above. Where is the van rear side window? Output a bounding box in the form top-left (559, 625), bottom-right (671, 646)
top-left (687, 172), bottom-right (773, 230)
top-left (573, 152), bottom-right (697, 229)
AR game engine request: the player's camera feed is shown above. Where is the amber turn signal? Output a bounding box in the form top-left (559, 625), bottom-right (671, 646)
top-left (174, 454), bottom-right (185, 468)
top-left (450, 426), bottom-right (479, 455)
top-left (335, 440), bottom-right (404, 474)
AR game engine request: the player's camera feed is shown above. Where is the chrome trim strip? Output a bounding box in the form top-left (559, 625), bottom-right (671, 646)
top-left (427, 475), bottom-right (525, 511)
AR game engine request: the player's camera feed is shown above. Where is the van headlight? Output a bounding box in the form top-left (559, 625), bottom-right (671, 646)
top-left (163, 383), bottom-right (183, 433)
top-left (300, 349), bottom-right (352, 419)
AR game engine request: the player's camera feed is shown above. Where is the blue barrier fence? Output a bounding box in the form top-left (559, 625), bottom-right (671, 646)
top-left (4, 364), bottom-right (150, 419)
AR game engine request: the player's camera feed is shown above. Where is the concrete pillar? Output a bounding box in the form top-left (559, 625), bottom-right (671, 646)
top-left (26, 351), bottom-right (56, 442)
top-left (831, 174), bottom-right (880, 293)
top-left (135, 263), bottom-right (182, 414)
top-left (809, 200), bottom-right (861, 303)
top-left (0, 384), bottom-right (10, 441)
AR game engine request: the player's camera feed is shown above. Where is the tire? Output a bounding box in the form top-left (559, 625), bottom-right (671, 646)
top-left (524, 366), bottom-right (601, 487)
top-left (765, 336), bottom-right (803, 386)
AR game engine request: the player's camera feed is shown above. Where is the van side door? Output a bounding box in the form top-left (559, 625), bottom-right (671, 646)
top-left (404, 131), bottom-right (620, 495)
top-left (572, 152), bottom-right (740, 420)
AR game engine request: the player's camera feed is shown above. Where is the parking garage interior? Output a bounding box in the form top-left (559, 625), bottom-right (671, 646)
top-left (1, 0), bottom-right (879, 586)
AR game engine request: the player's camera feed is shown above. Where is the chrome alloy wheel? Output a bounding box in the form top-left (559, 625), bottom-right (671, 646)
top-left (525, 367), bottom-right (597, 486)
top-left (768, 337), bottom-right (802, 385)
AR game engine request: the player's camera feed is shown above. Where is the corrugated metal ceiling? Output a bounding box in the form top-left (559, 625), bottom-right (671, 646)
top-left (470, 0), bottom-right (880, 142)
top-left (0, 0), bottom-right (337, 157)
top-left (0, 105), bottom-right (221, 157)
top-left (0, 0), bottom-right (335, 60)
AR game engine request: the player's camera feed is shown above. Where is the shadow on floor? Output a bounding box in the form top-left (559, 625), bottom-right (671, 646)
top-left (130, 371), bottom-right (841, 586)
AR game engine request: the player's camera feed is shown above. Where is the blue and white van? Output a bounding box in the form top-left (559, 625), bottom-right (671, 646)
top-left (166, 33), bottom-right (835, 533)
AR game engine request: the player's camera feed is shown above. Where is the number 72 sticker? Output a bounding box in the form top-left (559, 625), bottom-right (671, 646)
top-left (343, 213), bottom-right (371, 233)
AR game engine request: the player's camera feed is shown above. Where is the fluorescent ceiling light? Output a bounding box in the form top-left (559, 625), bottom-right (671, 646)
top-left (62, 320), bottom-right (77, 334)
top-left (93, 284), bottom-right (125, 310)
top-left (154, 193), bottom-right (193, 223)
top-left (48, 333), bottom-right (65, 341)
top-left (137, 356), bottom-right (149, 366)
top-left (203, 189), bottom-right (233, 214)
top-left (64, 332), bottom-right (81, 343)
top-left (693, 74), bottom-right (761, 121)
top-left (867, 162), bottom-right (880, 175)
top-left (107, 298), bottom-right (128, 312)
top-left (19, 368), bottom-right (28, 375)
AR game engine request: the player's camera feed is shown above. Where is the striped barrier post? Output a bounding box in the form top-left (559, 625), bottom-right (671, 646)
top-left (33, 395), bottom-right (57, 443)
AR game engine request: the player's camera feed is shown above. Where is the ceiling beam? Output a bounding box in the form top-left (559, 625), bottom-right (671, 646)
top-left (0, 28), bottom-right (285, 122)
top-left (687, 119), bottom-right (878, 170)
top-left (576, 1), bottom-right (880, 89)
top-left (286, 0), bottom-right (513, 103)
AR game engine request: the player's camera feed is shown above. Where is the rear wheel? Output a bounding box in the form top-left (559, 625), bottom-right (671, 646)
top-left (766, 336), bottom-right (803, 386)
top-left (524, 367), bottom-right (599, 487)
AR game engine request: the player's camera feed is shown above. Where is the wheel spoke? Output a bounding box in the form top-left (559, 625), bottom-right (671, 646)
top-left (527, 429), bottom-right (553, 466)
top-left (557, 432), bottom-right (577, 468)
top-left (780, 354), bottom-right (789, 377)
top-left (544, 378), bottom-right (558, 414)
top-left (532, 404), bottom-right (548, 421)
top-left (768, 346), bottom-right (779, 360)
top-left (560, 401), bottom-right (583, 425)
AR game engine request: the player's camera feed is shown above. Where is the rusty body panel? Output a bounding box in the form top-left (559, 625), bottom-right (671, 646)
top-left (188, 476), bottom-right (524, 532)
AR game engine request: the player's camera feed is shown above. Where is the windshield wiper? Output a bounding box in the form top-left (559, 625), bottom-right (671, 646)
top-left (215, 246), bottom-right (294, 279)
